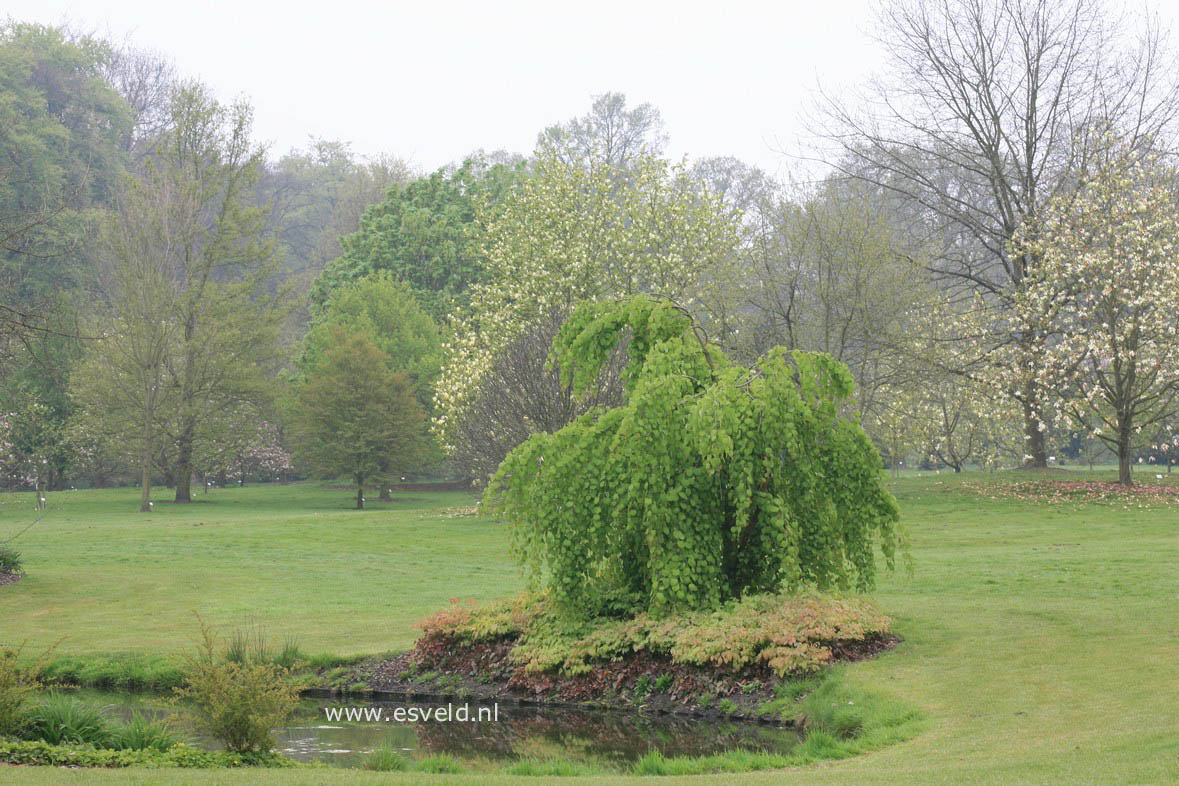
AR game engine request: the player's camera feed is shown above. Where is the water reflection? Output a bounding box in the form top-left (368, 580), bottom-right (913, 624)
top-left (80, 691), bottom-right (801, 768)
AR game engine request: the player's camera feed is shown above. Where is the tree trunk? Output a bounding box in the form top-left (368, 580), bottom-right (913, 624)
top-left (1022, 398), bottom-right (1048, 469)
top-left (174, 425), bottom-right (194, 502)
top-left (355, 476), bottom-right (365, 510)
top-left (1117, 417), bottom-right (1134, 487)
top-left (379, 486), bottom-right (392, 501)
top-left (140, 415), bottom-right (153, 513)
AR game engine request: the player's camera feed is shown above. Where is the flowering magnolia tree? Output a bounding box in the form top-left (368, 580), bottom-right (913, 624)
top-left (1012, 144), bottom-right (1179, 486)
top-left (195, 409), bottom-right (292, 487)
top-left (208, 423), bottom-right (291, 486)
top-left (0, 413), bottom-right (20, 485)
top-left (859, 279), bottom-right (1025, 473)
top-left (0, 402), bottom-right (64, 503)
top-left (1150, 427), bottom-right (1179, 473)
top-left (433, 147), bottom-right (740, 460)
top-left (875, 372), bottom-right (1022, 473)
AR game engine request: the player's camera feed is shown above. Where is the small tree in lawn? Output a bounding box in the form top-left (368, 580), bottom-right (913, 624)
top-left (1013, 141), bottom-right (1179, 487)
top-left (291, 326), bottom-right (428, 509)
top-left (485, 296), bottom-right (904, 618)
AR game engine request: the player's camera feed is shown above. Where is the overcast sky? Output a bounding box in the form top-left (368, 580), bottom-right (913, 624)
top-left (0, 0), bottom-right (969, 178)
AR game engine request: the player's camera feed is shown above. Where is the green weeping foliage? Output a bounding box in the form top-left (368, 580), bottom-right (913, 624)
top-left (483, 297), bottom-right (903, 617)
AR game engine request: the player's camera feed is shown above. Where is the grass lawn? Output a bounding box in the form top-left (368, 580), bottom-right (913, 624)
top-left (0, 483), bottom-right (512, 656)
top-left (3, 473), bottom-right (1179, 783)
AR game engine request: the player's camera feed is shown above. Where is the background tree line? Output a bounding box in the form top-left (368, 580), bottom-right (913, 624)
top-left (4, 0), bottom-right (1179, 508)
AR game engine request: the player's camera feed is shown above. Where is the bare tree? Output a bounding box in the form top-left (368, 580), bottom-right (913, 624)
top-left (814, 0), bottom-right (1179, 467)
top-left (538, 92), bottom-right (668, 169)
top-left (448, 311), bottom-right (626, 486)
top-left (743, 176), bottom-right (923, 423)
top-left (100, 38), bottom-right (177, 158)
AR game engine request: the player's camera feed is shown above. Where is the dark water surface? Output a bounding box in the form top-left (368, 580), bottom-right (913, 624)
top-left (80, 690), bottom-right (802, 768)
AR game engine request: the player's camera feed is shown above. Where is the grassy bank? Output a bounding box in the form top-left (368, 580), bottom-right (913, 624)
top-left (3, 473), bottom-right (1179, 782)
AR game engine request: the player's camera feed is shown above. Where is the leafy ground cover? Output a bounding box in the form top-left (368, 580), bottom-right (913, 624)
top-left (2, 471), bottom-right (1179, 782)
top-left (366, 592), bottom-right (896, 718)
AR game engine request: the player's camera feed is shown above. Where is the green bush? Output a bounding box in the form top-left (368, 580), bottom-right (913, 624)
top-left (224, 627), bottom-right (269, 666)
top-left (274, 636), bottom-right (305, 669)
top-left (363, 743), bottom-right (407, 771)
top-left (485, 297), bottom-right (904, 617)
top-left (107, 711), bottom-right (183, 752)
top-left (223, 626), bottom-right (307, 672)
top-left (0, 545), bottom-right (23, 574)
top-left (21, 693), bottom-right (111, 746)
top-left (173, 622), bottom-right (300, 753)
top-left (0, 739), bottom-right (295, 768)
top-left (0, 644), bottom-right (47, 736)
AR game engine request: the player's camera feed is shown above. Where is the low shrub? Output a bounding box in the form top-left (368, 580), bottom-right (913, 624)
top-left (274, 636), bottom-right (306, 669)
top-left (0, 643), bottom-right (50, 736)
top-left (225, 627), bottom-right (270, 666)
top-left (173, 621), bottom-right (300, 753)
top-left (417, 592), bottom-right (892, 678)
top-left (363, 743), bottom-right (407, 771)
top-left (0, 545), bottom-right (22, 574)
top-left (0, 739), bottom-right (295, 768)
top-left (40, 648), bottom-right (344, 692)
top-left (415, 593), bottom-right (550, 644)
top-left (21, 693), bottom-right (110, 746)
top-left (107, 711), bottom-right (183, 752)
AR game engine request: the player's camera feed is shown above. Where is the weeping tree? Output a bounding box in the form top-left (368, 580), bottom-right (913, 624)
top-left (484, 297), bottom-right (903, 618)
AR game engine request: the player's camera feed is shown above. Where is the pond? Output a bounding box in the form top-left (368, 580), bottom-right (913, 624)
top-left (79, 690), bottom-right (802, 769)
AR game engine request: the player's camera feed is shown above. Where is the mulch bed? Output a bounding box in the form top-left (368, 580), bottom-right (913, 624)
top-left (327, 633), bottom-right (899, 722)
top-left (0, 572), bottom-right (23, 588)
